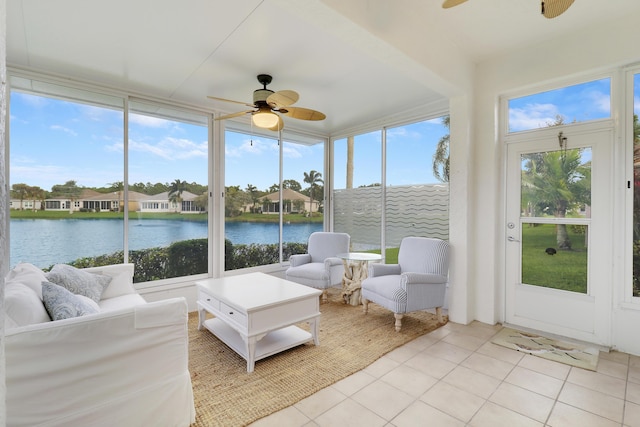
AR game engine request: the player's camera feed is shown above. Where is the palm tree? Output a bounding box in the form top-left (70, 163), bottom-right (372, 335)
top-left (168, 179), bottom-right (187, 212)
top-left (303, 170), bottom-right (323, 215)
top-left (432, 115), bottom-right (450, 183)
top-left (51, 180), bottom-right (82, 214)
top-left (522, 149), bottom-right (590, 250)
top-left (245, 184), bottom-right (260, 213)
top-left (11, 183), bottom-right (29, 210)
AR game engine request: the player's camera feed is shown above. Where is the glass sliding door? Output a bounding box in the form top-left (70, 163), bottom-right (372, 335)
top-left (127, 100), bottom-right (209, 281)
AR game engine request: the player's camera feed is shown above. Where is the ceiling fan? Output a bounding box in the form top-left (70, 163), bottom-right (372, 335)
top-left (442, 0), bottom-right (574, 19)
top-left (208, 74), bottom-right (326, 131)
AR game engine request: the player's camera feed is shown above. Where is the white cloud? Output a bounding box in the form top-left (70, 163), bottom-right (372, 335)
top-left (283, 144), bottom-right (302, 159)
top-left (127, 136), bottom-right (207, 160)
top-left (160, 137), bottom-right (207, 160)
top-left (509, 103), bottom-right (561, 131)
top-left (584, 90), bottom-right (610, 114)
top-left (50, 125), bottom-right (78, 137)
top-left (129, 114), bottom-right (172, 128)
top-left (225, 137), bottom-right (275, 157)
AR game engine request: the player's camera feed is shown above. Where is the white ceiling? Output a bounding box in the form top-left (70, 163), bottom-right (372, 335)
top-left (7, 0), bottom-right (640, 136)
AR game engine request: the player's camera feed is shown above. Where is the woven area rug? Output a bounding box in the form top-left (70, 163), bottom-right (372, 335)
top-left (492, 327), bottom-right (599, 371)
top-left (188, 287), bottom-right (447, 427)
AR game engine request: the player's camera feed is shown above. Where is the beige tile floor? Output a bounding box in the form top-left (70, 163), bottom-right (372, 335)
top-left (249, 320), bottom-right (640, 427)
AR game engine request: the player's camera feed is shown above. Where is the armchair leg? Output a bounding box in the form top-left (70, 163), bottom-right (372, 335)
top-left (321, 290), bottom-right (328, 304)
top-left (362, 298), bottom-right (369, 314)
top-left (394, 313), bottom-right (403, 332)
top-left (436, 307), bottom-right (443, 323)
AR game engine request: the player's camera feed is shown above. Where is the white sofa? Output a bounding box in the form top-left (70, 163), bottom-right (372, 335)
top-left (4, 262), bottom-right (196, 427)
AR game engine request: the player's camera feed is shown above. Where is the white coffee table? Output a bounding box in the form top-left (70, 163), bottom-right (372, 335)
top-left (196, 272), bottom-right (322, 373)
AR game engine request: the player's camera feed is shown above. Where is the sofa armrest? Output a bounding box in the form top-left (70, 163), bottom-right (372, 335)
top-left (289, 253), bottom-right (311, 267)
top-left (369, 263), bottom-right (401, 277)
top-left (5, 298), bottom-right (194, 427)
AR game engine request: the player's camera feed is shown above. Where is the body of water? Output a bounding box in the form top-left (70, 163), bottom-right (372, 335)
top-left (10, 218), bottom-right (322, 268)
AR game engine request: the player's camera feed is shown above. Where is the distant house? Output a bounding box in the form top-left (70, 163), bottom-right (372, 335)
top-left (138, 191), bottom-right (205, 214)
top-left (10, 188), bottom-right (206, 214)
top-left (259, 188), bottom-right (318, 214)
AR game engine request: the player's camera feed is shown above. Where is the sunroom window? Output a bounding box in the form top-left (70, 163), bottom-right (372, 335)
top-left (508, 78), bottom-right (611, 133)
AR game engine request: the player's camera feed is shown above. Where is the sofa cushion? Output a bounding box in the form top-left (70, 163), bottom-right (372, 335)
top-left (5, 262), bottom-right (48, 300)
top-left (99, 271), bottom-right (135, 299)
top-left (98, 293), bottom-right (147, 312)
top-left (42, 281), bottom-right (99, 321)
top-left (5, 283), bottom-right (51, 327)
top-left (46, 264), bottom-right (112, 303)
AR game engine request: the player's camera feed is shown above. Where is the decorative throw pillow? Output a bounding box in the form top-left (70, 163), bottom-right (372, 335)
top-left (4, 283), bottom-right (52, 327)
top-left (41, 281), bottom-right (99, 321)
top-left (96, 271), bottom-right (135, 299)
top-left (45, 264), bottom-right (112, 303)
top-left (4, 262), bottom-right (48, 300)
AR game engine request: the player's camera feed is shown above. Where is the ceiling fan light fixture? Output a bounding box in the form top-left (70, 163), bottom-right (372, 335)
top-left (252, 109), bottom-right (280, 128)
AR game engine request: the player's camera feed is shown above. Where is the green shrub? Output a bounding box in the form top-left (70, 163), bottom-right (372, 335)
top-left (62, 239), bottom-right (310, 280)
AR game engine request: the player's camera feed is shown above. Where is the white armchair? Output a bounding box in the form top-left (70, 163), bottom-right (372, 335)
top-left (361, 236), bottom-right (449, 332)
top-left (286, 232), bottom-right (350, 302)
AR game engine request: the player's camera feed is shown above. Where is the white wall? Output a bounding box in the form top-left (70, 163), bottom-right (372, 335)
top-left (473, 11), bottom-right (640, 354)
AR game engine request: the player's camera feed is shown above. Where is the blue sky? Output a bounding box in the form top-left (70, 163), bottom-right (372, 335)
top-left (508, 77), bottom-right (611, 132)
top-left (9, 75), bottom-right (633, 193)
top-left (9, 92), bottom-right (449, 193)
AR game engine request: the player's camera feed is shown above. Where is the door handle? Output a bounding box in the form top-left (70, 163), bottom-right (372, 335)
top-left (507, 236), bottom-right (520, 242)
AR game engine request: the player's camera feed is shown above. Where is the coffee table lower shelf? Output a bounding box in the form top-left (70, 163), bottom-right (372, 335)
top-left (203, 318), bottom-right (314, 369)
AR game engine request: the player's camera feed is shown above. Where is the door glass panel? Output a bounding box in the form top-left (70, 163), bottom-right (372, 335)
top-left (521, 148), bottom-right (591, 220)
top-left (520, 148), bottom-right (591, 294)
top-left (521, 224), bottom-right (588, 293)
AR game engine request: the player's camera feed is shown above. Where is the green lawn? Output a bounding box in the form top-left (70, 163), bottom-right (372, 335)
top-left (521, 224), bottom-right (588, 293)
top-left (10, 210), bottom-right (322, 223)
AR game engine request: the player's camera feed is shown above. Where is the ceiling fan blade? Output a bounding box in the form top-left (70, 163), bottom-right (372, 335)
top-left (268, 116), bottom-right (285, 131)
top-left (541, 0), bottom-right (574, 19)
top-left (215, 110), bottom-right (253, 121)
top-left (207, 95), bottom-right (254, 108)
top-left (442, 0), bottom-right (468, 8)
top-left (282, 107), bottom-right (326, 121)
top-left (267, 90), bottom-right (299, 108)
